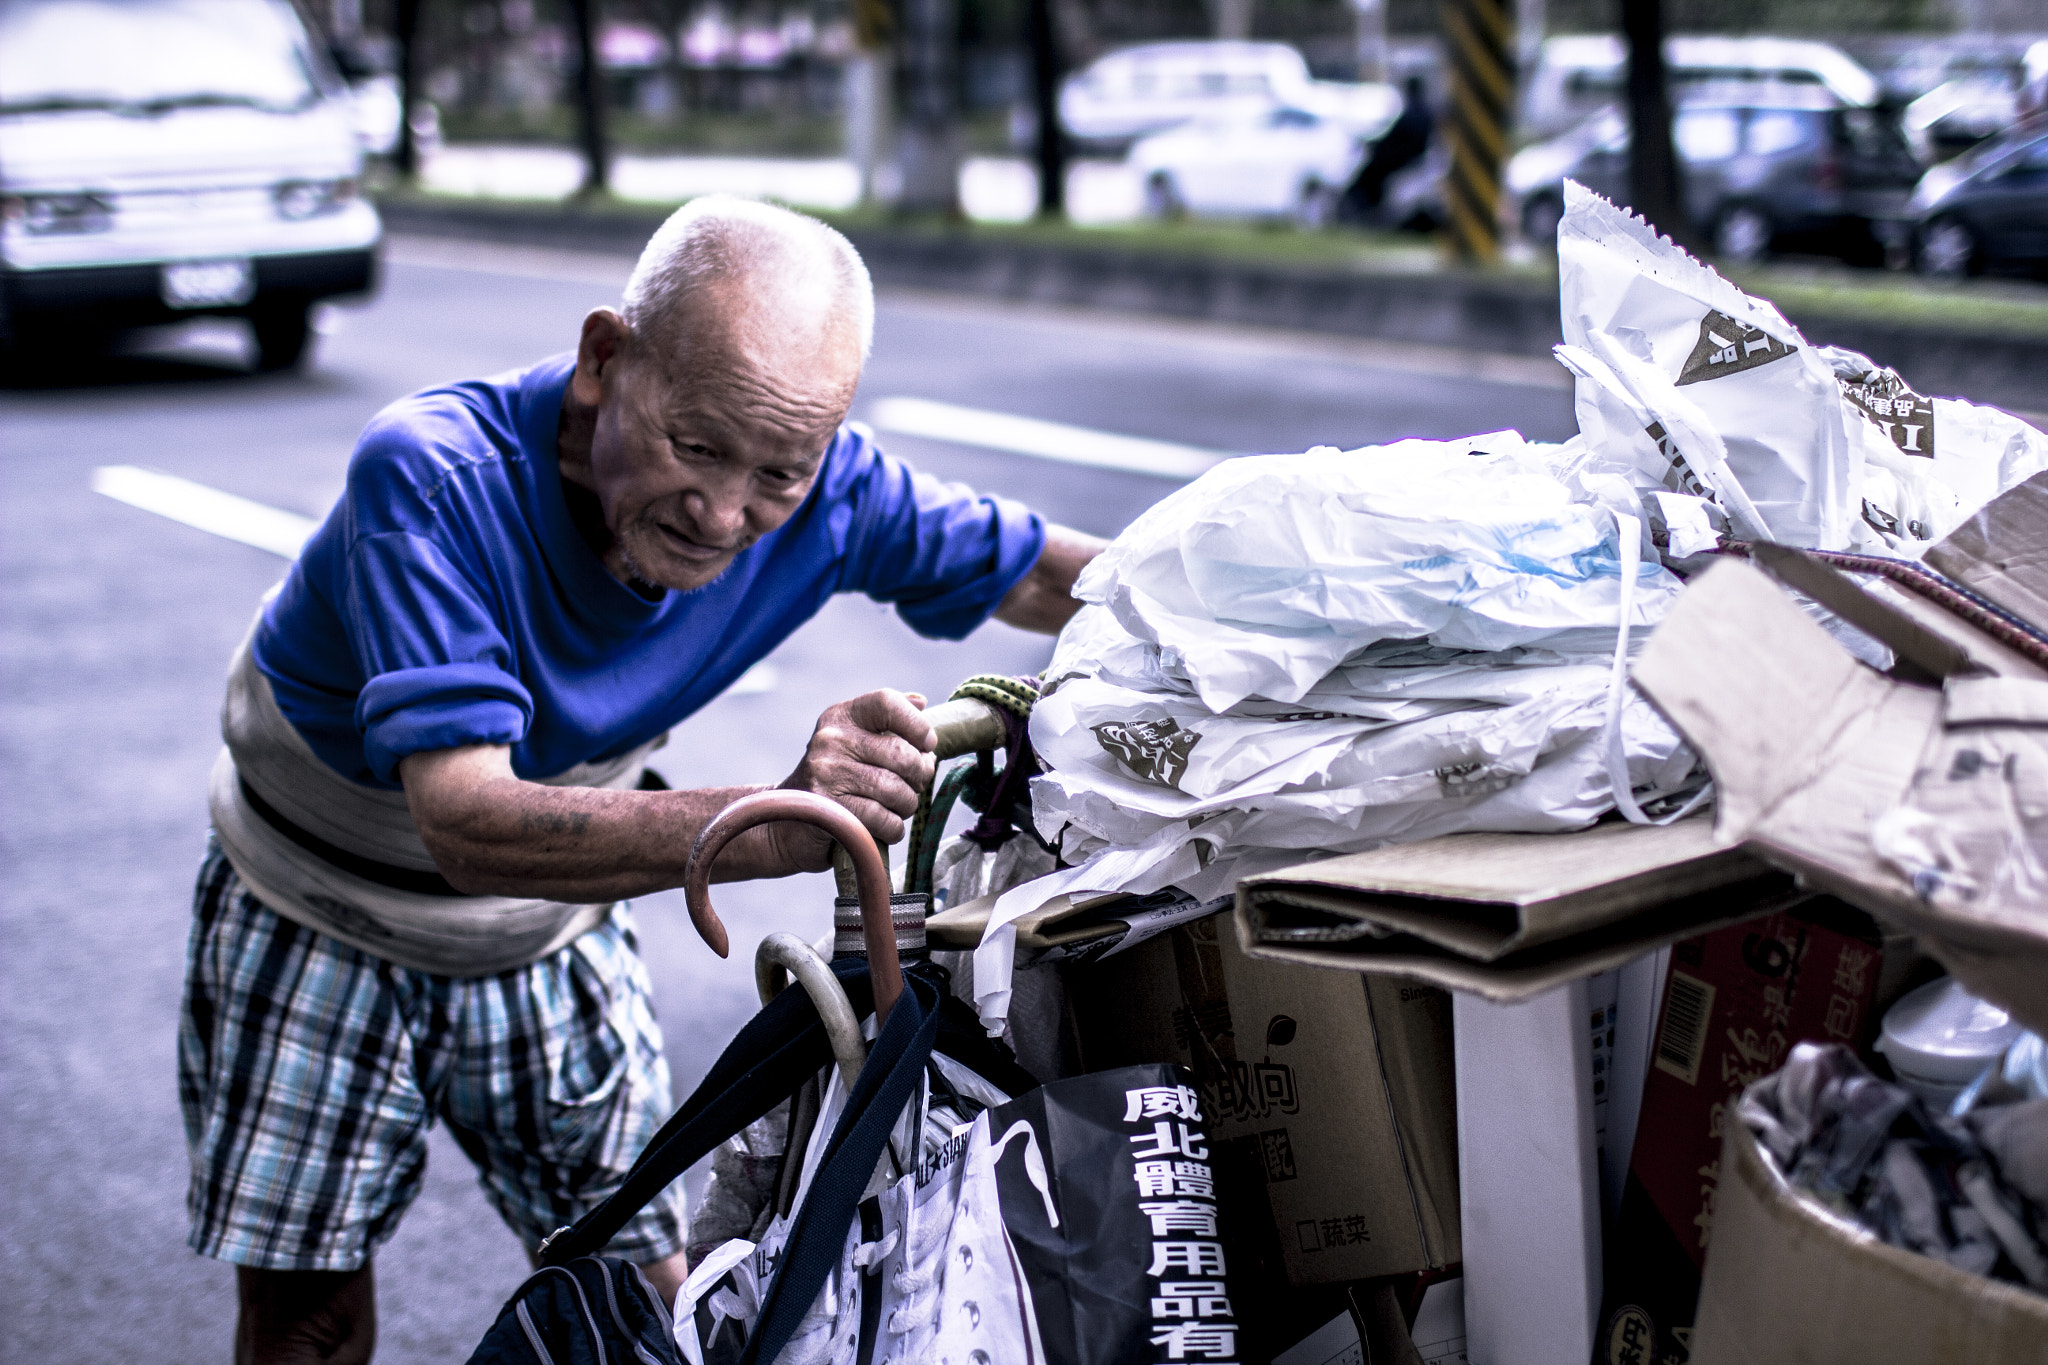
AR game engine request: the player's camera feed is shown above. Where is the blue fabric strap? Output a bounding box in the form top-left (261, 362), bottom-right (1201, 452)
top-left (540, 958), bottom-right (880, 1266)
top-left (740, 971), bottom-right (943, 1365)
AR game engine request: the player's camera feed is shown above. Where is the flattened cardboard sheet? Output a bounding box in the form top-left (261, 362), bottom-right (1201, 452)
top-left (1229, 817), bottom-right (1795, 1002)
top-left (1635, 499), bottom-right (2048, 1036)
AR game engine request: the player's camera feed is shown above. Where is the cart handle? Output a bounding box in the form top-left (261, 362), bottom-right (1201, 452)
top-left (683, 789), bottom-right (904, 1026)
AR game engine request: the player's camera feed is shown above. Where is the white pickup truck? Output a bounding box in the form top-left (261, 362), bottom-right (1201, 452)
top-left (0, 0), bottom-right (382, 371)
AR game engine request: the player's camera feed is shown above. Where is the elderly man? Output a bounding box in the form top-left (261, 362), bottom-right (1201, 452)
top-left (181, 197), bottom-right (1101, 1363)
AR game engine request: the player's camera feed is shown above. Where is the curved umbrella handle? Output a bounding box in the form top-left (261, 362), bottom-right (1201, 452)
top-left (684, 789), bottom-right (904, 1026)
top-left (756, 932), bottom-right (866, 1094)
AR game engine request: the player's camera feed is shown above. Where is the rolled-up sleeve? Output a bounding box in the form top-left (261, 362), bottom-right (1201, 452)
top-left (343, 531), bottom-right (532, 782)
top-left (836, 435), bottom-right (1046, 640)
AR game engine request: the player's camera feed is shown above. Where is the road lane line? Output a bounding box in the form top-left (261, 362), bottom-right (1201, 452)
top-left (91, 465), bottom-right (317, 559)
top-left (866, 396), bottom-right (1231, 480)
top-left (382, 235), bottom-right (634, 287)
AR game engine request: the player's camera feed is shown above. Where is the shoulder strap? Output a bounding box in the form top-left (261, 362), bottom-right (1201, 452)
top-left (740, 970), bottom-right (945, 1365)
top-left (541, 959), bottom-right (881, 1266)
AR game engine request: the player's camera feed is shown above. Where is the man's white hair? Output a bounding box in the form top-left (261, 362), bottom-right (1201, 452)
top-left (621, 195), bottom-right (875, 359)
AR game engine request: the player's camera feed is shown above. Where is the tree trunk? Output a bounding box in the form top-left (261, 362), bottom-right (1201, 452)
top-left (1028, 0), bottom-right (1065, 216)
top-left (895, 0), bottom-right (961, 214)
top-left (1621, 0), bottom-right (1695, 248)
top-left (568, 0), bottom-right (610, 198)
top-left (392, 0), bottom-right (421, 181)
top-left (1213, 0), bottom-right (1253, 41)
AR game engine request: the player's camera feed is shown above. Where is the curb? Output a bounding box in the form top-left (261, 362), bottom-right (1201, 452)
top-left (376, 198), bottom-right (2048, 410)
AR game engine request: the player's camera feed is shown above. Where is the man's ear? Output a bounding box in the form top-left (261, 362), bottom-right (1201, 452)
top-left (572, 309), bottom-right (630, 406)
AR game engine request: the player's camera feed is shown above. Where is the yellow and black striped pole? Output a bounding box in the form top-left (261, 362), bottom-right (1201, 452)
top-left (1442, 0), bottom-right (1515, 262)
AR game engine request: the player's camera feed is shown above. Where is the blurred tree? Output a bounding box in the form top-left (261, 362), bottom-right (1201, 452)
top-left (567, 0), bottom-right (611, 193)
top-left (897, 0), bottom-right (964, 211)
top-left (1028, 0), bottom-right (1067, 213)
top-left (1622, 0), bottom-right (1700, 248)
top-left (394, 0), bottom-right (423, 178)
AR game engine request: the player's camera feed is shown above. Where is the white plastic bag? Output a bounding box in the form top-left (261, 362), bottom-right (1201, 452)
top-left (1557, 180), bottom-right (2048, 556)
top-left (1071, 433), bottom-right (1685, 712)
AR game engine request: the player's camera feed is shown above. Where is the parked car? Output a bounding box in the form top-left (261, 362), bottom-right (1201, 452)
top-left (1129, 105), bottom-right (1363, 226)
top-left (1511, 90), bottom-right (1922, 264)
top-left (0, 0), bottom-right (381, 370)
top-left (1909, 119), bottom-right (2048, 278)
top-left (1521, 34), bottom-right (1880, 138)
top-left (1903, 74), bottom-right (2025, 163)
top-left (1061, 41), bottom-right (1399, 154)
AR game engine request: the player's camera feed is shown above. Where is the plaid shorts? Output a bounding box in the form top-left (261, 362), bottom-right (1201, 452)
top-left (178, 838), bottom-right (687, 1272)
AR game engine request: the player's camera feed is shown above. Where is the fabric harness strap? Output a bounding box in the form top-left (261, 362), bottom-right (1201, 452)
top-left (209, 601), bottom-right (662, 976)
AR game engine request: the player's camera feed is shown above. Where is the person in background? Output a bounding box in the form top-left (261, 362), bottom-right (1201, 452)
top-left (1344, 74), bottom-right (1437, 224)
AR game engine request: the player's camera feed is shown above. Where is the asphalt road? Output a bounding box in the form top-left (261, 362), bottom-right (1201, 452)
top-left (0, 237), bottom-right (1574, 1363)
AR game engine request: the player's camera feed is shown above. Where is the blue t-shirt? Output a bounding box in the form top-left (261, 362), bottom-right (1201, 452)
top-left (253, 354), bottom-right (1045, 788)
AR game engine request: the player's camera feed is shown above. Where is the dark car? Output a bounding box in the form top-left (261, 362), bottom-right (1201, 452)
top-left (1514, 88), bottom-right (1924, 264)
top-left (1909, 119), bottom-right (2048, 277)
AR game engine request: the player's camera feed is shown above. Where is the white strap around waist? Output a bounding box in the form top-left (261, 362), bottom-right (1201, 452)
top-left (208, 609), bottom-right (662, 976)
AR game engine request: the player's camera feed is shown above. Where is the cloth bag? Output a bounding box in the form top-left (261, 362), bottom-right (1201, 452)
top-left (469, 961), bottom-right (1013, 1365)
top-left (678, 1064), bottom-right (1240, 1365)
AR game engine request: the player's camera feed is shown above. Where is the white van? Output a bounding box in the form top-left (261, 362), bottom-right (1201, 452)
top-left (1522, 34), bottom-right (1881, 139)
top-left (1060, 41), bottom-right (1400, 153)
top-left (0, 0), bottom-right (381, 370)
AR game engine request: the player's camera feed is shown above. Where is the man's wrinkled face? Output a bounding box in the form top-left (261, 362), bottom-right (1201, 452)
top-left (574, 289), bottom-right (861, 593)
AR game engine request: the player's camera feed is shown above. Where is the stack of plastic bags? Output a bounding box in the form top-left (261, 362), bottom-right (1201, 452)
top-left (963, 182), bottom-right (2048, 1036)
top-left (1029, 431), bottom-right (1702, 883)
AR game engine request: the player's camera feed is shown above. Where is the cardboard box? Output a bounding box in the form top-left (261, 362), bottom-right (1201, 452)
top-left (1232, 814), bottom-right (1799, 1002)
top-left (1634, 472), bottom-right (2048, 1037)
top-left (1596, 898), bottom-right (1891, 1365)
top-left (1689, 1117), bottom-right (2048, 1365)
top-left (1067, 911), bottom-right (1461, 1285)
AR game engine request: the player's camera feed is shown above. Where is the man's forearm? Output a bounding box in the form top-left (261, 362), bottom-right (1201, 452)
top-left (995, 523), bottom-right (1107, 633)
top-left (404, 762), bottom-right (809, 902)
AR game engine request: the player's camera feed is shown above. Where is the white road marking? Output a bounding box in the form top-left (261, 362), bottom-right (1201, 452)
top-left (381, 235), bottom-right (635, 287)
top-left (92, 465), bottom-right (317, 559)
top-left (866, 396), bottom-right (1231, 480)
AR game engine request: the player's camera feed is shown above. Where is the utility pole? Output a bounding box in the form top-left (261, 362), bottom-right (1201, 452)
top-left (895, 0), bottom-right (961, 214)
top-left (1214, 0), bottom-right (1252, 42)
top-left (847, 0), bottom-right (894, 206)
top-left (1516, 0), bottom-right (1544, 120)
top-left (1440, 0), bottom-right (1514, 262)
top-left (1027, 0), bottom-right (1065, 216)
top-left (393, 0), bottom-right (421, 181)
top-left (1621, 0), bottom-right (1694, 248)
top-left (567, 0), bottom-right (610, 198)
top-left (1351, 0), bottom-right (1388, 82)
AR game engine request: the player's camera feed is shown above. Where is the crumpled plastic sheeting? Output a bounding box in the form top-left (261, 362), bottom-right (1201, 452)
top-left (1556, 182), bottom-right (2048, 558)
top-left (1741, 1041), bottom-right (2048, 1291)
top-left (1069, 433), bottom-right (1686, 713)
top-left (1032, 609), bottom-right (1694, 853)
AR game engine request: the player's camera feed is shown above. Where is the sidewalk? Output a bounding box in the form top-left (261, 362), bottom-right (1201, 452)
top-left (419, 144), bottom-right (1149, 224)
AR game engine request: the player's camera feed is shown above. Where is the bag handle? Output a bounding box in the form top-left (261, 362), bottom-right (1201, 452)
top-left (539, 958), bottom-right (881, 1266)
top-left (740, 970), bottom-right (944, 1365)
